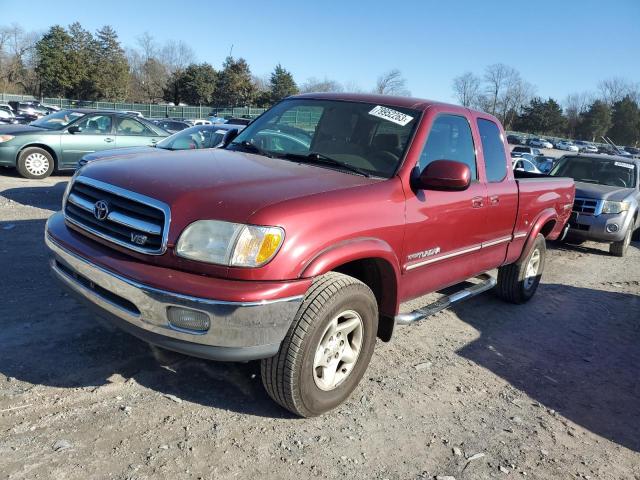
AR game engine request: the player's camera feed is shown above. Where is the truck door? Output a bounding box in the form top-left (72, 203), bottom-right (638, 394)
top-left (474, 117), bottom-right (519, 265)
top-left (401, 112), bottom-right (489, 299)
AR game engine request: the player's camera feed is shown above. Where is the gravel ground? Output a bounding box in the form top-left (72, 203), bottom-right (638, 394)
top-left (0, 167), bottom-right (639, 480)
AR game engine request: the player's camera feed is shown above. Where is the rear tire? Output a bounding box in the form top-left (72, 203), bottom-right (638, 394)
top-left (495, 233), bottom-right (546, 304)
top-left (610, 227), bottom-right (632, 257)
top-left (17, 147), bottom-right (55, 179)
top-left (261, 272), bottom-right (378, 417)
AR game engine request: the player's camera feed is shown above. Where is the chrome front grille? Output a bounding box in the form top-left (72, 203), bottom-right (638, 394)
top-left (64, 176), bottom-right (170, 255)
top-left (573, 197), bottom-right (601, 215)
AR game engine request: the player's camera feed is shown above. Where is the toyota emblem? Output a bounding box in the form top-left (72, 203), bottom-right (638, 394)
top-left (93, 200), bottom-right (109, 221)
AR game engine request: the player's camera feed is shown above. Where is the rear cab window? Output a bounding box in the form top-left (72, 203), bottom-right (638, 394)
top-left (477, 118), bottom-right (508, 182)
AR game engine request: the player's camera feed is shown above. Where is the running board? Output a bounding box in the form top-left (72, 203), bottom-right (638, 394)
top-left (394, 273), bottom-right (497, 325)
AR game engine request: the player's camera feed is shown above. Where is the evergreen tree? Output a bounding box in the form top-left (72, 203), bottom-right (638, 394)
top-left (215, 56), bottom-right (256, 106)
top-left (576, 100), bottom-right (611, 141)
top-left (513, 97), bottom-right (566, 135)
top-left (92, 26), bottom-right (129, 100)
top-left (35, 25), bottom-right (73, 97)
top-left (269, 64), bottom-right (298, 103)
top-left (67, 22), bottom-right (96, 99)
top-left (608, 96), bottom-right (640, 146)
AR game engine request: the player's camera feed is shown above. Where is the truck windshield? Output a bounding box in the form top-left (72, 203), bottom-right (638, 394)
top-left (227, 99), bottom-right (420, 178)
top-left (550, 156), bottom-right (637, 188)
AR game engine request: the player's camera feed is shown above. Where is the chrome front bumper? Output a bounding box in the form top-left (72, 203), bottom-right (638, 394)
top-left (45, 234), bottom-right (303, 361)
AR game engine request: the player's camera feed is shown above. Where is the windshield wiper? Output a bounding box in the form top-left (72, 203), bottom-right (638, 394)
top-left (228, 140), bottom-right (273, 158)
top-left (279, 152), bottom-right (371, 177)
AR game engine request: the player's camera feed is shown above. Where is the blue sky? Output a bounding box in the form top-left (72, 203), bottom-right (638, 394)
top-left (2, 0), bottom-right (639, 103)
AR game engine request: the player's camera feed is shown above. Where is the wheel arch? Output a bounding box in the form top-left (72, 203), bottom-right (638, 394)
top-left (299, 238), bottom-right (401, 342)
top-left (18, 143), bottom-right (59, 169)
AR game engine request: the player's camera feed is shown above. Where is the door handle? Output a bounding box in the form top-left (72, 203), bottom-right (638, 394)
top-left (104, 137), bottom-right (114, 143)
top-left (490, 195), bottom-right (500, 206)
top-left (472, 196), bottom-right (484, 208)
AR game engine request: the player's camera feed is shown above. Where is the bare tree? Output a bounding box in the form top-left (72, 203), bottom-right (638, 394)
top-left (564, 91), bottom-right (594, 137)
top-left (300, 77), bottom-right (343, 93)
top-left (161, 39), bottom-right (195, 75)
top-left (0, 23), bottom-right (39, 94)
top-left (598, 77), bottom-right (639, 105)
top-left (374, 69), bottom-right (410, 96)
top-left (483, 63), bottom-right (515, 116)
top-left (452, 72), bottom-right (481, 107)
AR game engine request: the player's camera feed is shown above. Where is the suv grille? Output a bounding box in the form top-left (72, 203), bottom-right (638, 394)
top-left (64, 176), bottom-right (170, 254)
top-left (573, 197), bottom-right (600, 215)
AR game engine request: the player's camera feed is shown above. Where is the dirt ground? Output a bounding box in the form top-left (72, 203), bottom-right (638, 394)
top-left (0, 167), bottom-right (639, 480)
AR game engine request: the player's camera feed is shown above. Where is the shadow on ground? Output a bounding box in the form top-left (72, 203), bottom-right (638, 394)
top-left (453, 283), bottom-right (640, 452)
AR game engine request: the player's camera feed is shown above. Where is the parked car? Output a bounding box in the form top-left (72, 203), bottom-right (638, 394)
top-left (528, 138), bottom-right (553, 149)
top-left (556, 140), bottom-right (579, 152)
top-left (535, 156), bottom-right (556, 173)
top-left (191, 119), bottom-right (212, 126)
top-left (550, 155), bottom-right (640, 256)
top-left (511, 146), bottom-right (542, 157)
top-left (45, 93), bottom-right (574, 416)
top-left (151, 119), bottom-right (191, 134)
top-left (78, 123), bottom-right (245, 166)
top-left (25, 100), bottom-right (60, 114)
top-left (120, 110), bottom-right (144, 118)
top-left (0, 109), bottom-right (168, 179)
top-left (8, 101), bottom-right (48, 118)
top-left (507, 134), bottom-right (525, 145)
top-left (208, 116), bottom-right (227, 124)
top-left (225, 117), bottom-right (252, 126)
top-left (0, 104), bottom-right (18, 124)
top-left (574, 140), bottom-right (598, 153)
top-left (512, 155), bottom-right (543, 174)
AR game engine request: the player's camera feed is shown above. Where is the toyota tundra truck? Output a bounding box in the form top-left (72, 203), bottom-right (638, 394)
top-left (45, 93), bottom-right (575, 417)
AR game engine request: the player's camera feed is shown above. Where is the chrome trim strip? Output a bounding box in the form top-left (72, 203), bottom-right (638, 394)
top-left (513, 232), bottom-right (528, 239)
top-left (406, 244), bottom-right (481, 270)
top-left (481, 236), bottom-right (513, 248)
top-left (107, 211), bottom-right (162, 236)
top-left (65, 176), bottom-right (171, 255)
top-left (46, 232), bottom-right (303, 348)
top-left (67, 192), bottom-right (94, 212)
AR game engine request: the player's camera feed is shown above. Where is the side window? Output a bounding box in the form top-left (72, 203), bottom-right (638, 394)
top-left (477, 118), bottom-right (508, 182)
top-left (116, 117), bottom-right (154, 136)
top-left (418, 114), bottom-right (477, 179)
top-left (74, 114), bottom-right (112, 135)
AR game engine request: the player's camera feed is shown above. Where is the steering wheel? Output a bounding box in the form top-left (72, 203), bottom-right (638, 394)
top-left (368, 150), bottom-right (399, 173)
top-left (612, 177), bottom-right (627, 187)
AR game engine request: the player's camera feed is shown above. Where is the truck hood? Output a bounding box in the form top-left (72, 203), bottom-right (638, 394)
top-left (0, 124), bottom-right (47, 135)
top-left (82, 146), bottom-right (160, 162)
top-left (78, 148), bottom-right (380, 231)
top-left (574, 181), bottom-right (635, 202)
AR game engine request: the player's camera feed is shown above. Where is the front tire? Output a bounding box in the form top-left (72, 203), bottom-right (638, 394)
top-left (495, 233), bottom-right (546, 304)
top-left (17, 147), bottom-right (55, 179)
top-left (261, 272), bottom-right (378, 417)
top-left (610, 227), bottom-right (632, 257)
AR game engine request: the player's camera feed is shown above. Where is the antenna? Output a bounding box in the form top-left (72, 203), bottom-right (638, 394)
top-left (229, 44), bottom-right (234, 58)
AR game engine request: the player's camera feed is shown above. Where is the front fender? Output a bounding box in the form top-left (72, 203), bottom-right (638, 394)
top-left (299, 237), bottom-right (401, 280)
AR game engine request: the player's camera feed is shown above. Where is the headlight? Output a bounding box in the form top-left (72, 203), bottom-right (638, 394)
top-left (601, 201), bottom-right (630, 214)
top-left (176, 220), bottom-right (284, 267)
top-left (0, 135), bottom-right (14, 143)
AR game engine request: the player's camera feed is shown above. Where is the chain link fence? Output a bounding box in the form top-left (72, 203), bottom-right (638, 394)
top-left (0, 93), bottom-right (267, 120)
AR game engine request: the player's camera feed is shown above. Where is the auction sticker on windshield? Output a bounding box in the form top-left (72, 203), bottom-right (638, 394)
top-left (614, 161), bottom-right (634, 169)
top-left (368, 106), bottom-right (414, 126)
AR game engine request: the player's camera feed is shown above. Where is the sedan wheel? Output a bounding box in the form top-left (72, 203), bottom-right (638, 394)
top-left (17, 147), bottom-right (55, 179)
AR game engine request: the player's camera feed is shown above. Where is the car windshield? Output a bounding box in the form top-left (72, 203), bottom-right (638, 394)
top-left (227, 99), bottom-right (421, 178)
top-left (31, 110), bottom-right (84, 130)
top-left (156, 125), bottom-right (226, 150)
top-left (550, 156), bottom-right (637, 188)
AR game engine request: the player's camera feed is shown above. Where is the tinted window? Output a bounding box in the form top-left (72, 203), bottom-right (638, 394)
top-left (116, 117), bottom-right (154, 136)
top-left (418, 114), bottom-right (476, 179)
top-left (477, 118), bottom-right (507, 182)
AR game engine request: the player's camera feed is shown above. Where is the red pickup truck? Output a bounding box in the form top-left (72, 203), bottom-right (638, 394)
top-left (45, 93), bottom-right (574, 417)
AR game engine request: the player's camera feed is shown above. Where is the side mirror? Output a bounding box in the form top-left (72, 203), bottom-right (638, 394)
top-left (221, 128), bottom-right (239, 148)
top-left (414, 159), bottom-right (471, 191)
top-left (68, 125), bottom-right (82, 134)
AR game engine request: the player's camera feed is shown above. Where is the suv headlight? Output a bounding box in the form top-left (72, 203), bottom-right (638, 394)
top-left (601, 201), bottom-right (630, 215)
top-left (176, 220), bottom-right (284, 267)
